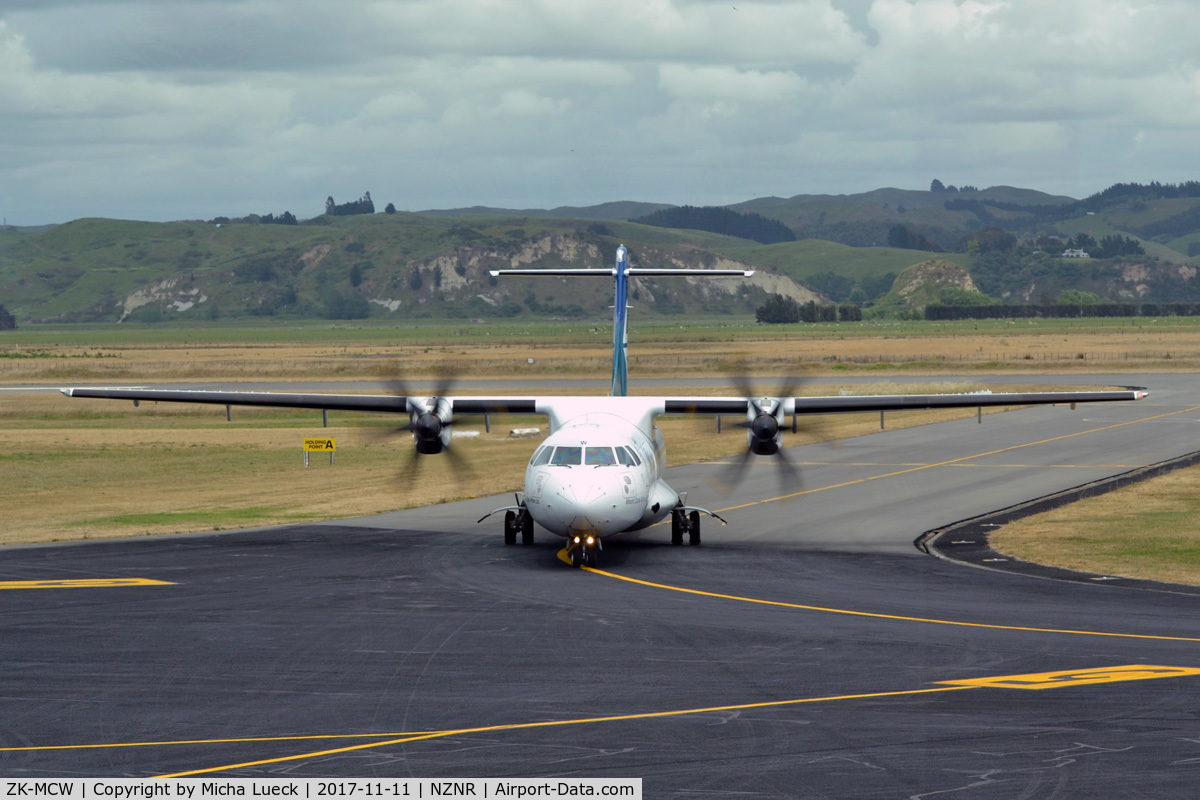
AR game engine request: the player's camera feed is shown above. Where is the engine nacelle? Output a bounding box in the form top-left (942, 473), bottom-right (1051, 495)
top-left (746, 399), bottom-right (784, 456)
top-left (408, 397), bottom-right (454, 454)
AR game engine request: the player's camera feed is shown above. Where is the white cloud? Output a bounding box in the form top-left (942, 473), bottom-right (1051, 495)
top-left (1, 1), bottom-right (1199, 222)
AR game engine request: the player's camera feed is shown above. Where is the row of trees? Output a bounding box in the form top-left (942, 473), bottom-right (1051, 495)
top-left (930, 179), bottom-right (979, 193)
top-left (755, 294), bottom-right (863, 323)
top-left (887, 224), bottom-right (944, 252)
top-left (325, 192), bottom-right (376, 216)
top-left (923, 302), bottom-right (1200, 321)
top-left (210, 211), bottom-right (297, 225)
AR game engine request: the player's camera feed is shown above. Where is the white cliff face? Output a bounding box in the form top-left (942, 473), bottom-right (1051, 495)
top-left (120, 278), bottom-right (207, 321)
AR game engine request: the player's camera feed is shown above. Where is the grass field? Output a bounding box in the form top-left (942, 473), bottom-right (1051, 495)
top-left (4, 316), bottom-right (1200, 384)
top-left (990, 466), bottom-right (1200, 586)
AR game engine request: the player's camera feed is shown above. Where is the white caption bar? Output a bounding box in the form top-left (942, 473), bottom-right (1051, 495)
top-left (0, 779), bottom-right (641, 800)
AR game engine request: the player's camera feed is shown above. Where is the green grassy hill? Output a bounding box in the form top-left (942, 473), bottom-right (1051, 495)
top-left (7, 181), bottom-right (1200, 327)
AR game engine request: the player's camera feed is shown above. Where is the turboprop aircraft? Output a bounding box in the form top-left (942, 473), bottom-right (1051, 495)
top-left (63, 245), bottom-right (1148, 567)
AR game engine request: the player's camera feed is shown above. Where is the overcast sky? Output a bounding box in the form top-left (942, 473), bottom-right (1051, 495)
top-left (2, 0), bottom-right (1197, 225)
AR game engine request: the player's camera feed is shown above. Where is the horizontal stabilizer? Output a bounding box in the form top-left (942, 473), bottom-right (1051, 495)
top-left (489, 267), bottom-right (753, 277)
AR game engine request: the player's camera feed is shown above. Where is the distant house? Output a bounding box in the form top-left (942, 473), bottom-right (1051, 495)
top-left (1062, 248), bottom-right (1090, 258)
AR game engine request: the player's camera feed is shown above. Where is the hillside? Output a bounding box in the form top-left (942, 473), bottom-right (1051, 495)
top-left (6, 180), bottom-right (1200, 326)
top-left (0, 214), bottom-right (838, 325)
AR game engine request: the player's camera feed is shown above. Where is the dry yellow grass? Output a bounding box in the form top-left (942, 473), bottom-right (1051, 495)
top-left (990, 467), bottom-right (1200, 586)
top-left (2, 324), bottom-right (1198, 384)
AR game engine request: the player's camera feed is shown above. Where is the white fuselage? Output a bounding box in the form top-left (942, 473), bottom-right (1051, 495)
top-left (522, 400), bottom-right (680, 539)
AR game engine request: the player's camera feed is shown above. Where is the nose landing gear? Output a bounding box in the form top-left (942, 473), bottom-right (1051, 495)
top-left (566, 534), bottom-right (600, 568)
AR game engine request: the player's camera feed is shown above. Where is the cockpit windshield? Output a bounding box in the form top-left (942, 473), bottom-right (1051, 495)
top-left (584, 446), bottom-right (616, 466)
top-left (549, 446), bottom-right (582, 466)
top-left (538, 445), bottom-right (622, 467)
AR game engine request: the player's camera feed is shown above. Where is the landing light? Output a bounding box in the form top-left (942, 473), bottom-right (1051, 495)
top-left (586, 536), bottom-right (595, 546)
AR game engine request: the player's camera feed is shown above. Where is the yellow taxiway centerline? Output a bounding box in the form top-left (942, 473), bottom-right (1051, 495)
top-left (0, 578), bottom-right (174, 590)
top-left (150, 686), bottom-right (977, 778)
top-left (583, 567), bottom-right (1200, 643)
top-left (9, 664), bottom-right (1199, 773)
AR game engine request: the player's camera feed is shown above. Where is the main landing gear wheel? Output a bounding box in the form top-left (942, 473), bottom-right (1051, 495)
top-left (504, 509), bottom-right (532, 546)
top-left (672, 508), bottom-right (701, 546)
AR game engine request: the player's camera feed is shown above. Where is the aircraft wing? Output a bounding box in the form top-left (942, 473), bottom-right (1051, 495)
top-left (662, 387), bottom-right (1148, 416)
top-left (63, 386), bottom-right (1147, 416)
top-left (60, 388), bottom-right (539, 415)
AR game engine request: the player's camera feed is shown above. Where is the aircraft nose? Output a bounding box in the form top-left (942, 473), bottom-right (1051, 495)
top-left (534, 469), bottom-right (639, 535)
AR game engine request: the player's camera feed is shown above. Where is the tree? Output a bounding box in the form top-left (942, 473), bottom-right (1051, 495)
top-left (325, 192), bottom-right (376, 216)
top-left (755, 294), bottom-right (801, 324)
top-left (1059, 289), bottom-right (1103, 305)
top-left (385, 202), bottom-right (397, 214)
top-left (838, 304), bottom-right (863, 322)
top-left (887, 224), bottom-right (944, 252)
top-left (0, 303), bottom-right (16, 330)
top-left (930, 179), bottom-right (946, 192)
top-left (1095, 235), bottom-right (1145, 259)
top-left (1068, 232), bottom-right (1097, 253)
top-left (957, 225), bottom-right (1016, 254)
top-left (937, 286), bottom-right (992, 306)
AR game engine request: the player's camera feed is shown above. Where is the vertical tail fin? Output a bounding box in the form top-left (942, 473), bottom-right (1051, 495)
top-left (491, 247), bottom-right (753, 399)
top-left (611, 245), bottom-right (629, 397)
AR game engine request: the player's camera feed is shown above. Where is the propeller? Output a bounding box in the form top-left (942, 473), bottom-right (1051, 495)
top-left (363, 365), bottom-right (478, 490)
top-left (713, 362), bottom-right (820, 497)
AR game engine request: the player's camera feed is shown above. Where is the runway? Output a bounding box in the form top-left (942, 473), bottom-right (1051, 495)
top-left (4, 373), bottom-right (1200, 796)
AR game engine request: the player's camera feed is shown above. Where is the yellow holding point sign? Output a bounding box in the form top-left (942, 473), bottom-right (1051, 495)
top-left (303, 437), bottom-right (336, 466)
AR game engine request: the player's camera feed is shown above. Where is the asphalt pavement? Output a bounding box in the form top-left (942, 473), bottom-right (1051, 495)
top-left (4, 372), bottom-right (1200, 798)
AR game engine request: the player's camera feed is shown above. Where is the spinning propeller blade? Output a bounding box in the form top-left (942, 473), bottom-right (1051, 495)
top-left (713, 361), bottom-right (819, 498)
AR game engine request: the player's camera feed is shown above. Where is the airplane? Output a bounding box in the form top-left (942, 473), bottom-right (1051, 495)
top-left (63, 245), bottom-right (1148, 567)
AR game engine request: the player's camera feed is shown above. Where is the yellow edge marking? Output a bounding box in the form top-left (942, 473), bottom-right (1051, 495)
top-left (940, 664), bottom-right (1200, 690)
top-left (152, 686), bottom-right (974, 778)
top-left (0, 578), bottom-right (174, 590)
top-left (583, 567), bottom-right (1200, 643)
top-left (715, 405), bottom-right (1200, 513)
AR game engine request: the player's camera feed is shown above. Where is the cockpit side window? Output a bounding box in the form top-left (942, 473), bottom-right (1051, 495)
top-left (620, 446), bottom-right (642, 466)
top-left (584, 446), bottom-right (616, 466)
top-left (530, 446), bottom-right (553, 467)
top-left (550, 446), bottom-right (582, 466)
top-left (615, 446), bottom-right (636, 467)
